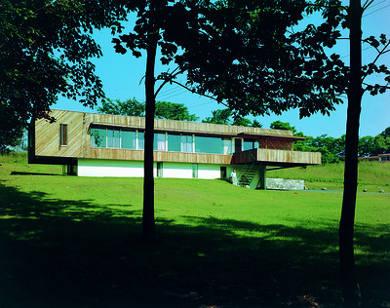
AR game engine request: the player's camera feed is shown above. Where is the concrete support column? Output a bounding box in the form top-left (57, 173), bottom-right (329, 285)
top-left (258, 165), bottom-right (266, 189)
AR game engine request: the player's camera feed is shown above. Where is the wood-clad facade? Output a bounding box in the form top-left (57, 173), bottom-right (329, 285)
top-left (232, 148), bottom-right (321, 165)
top-left (29, 109), bottom-right (320, 166)
top-left (28, 109), bottom-right (320, 188)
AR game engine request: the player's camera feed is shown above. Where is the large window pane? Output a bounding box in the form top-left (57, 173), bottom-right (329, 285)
top-left (107, 128), bottom-right (120, 148)
top-left (243, 139), bottom-right (260, 151)
top-left (195, 136), bottom-right (224, 154)
top-left (154, 133), bottom-right (167, 151)
top-left (90, 127), bottom-right (106, 148)
top-left (137, 131), bottom-right (144, 150)
top-left (121, 130), bottom-right (136, 149)
top-left (168, 134), bottom-right (181, 152)
top-left (223, 138), bottom-right (232, 154)
top-left (181, 134), bottom-right (193, 152)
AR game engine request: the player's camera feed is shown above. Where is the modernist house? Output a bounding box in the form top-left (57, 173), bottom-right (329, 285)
top-left (28, 109), bottom-right (321, 189)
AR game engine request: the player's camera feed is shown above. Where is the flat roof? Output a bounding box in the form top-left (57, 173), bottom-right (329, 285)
top-left (52, 109), bottom-right (299, 139)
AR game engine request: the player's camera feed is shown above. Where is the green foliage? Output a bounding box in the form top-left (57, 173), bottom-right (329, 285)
top-left (98, 98), bottom-right (145, 117)
top-left (294, 135), bottom-right (344, 164)
top-left (98, 98), bottom-right (198, 121)
top-left (380, 127), bottom-right (390, 137)
top-left (0, 105), bottom-right (23, 153)
top-left (294, 131), bottom-right (390, 164)
top-left (202, 108), bottom-right (262, 127)
top-left (202, 109), bottom-right (232, 125)
top-left (232, 117), bottom-right (253, 127)
top-left (267, 120), bottom-right (390, 163)
top-left (358, 134), bottom-right (390, 156)
top-left (251, 120), bottom-right (263, 128)
top-left (155, 101), bottom-right (198, 121)
top-left (270, 121), bottom-right (297, 134)
top-left (0, 0), bottom-right (127, 127)
top-left (178, 1), bottom-right (348, 118)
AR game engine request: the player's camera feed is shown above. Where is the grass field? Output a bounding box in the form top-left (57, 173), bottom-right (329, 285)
top-left (0, 153), bottom-right (389, 307)
top-left (268, 161), bottom-right (389, 191)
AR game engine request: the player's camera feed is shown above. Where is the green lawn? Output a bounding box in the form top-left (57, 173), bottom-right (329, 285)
top-left (268, 160), bottom-right (390, 191)
top-left (0, 153), bottom-right (389, 307)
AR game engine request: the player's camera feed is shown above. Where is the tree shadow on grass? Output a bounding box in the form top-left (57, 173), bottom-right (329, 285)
top-left (0, 183), bottom-right (389, 308)
top-left (10, 171), bottom-right (61, 176)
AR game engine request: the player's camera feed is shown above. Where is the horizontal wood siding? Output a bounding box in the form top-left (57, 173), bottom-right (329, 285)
top-left (257, 149), bottom-right (321, 165)
top-left (83, 149), bottom-right (232, 164)
top-left (232, 149), bottom-right (321, 165)
top-left (71, 109), bottom-right (294, 137)
top-left (32, 110), bottom-right (320, 166)
top-left (259, 137), bottom-right (294, 150)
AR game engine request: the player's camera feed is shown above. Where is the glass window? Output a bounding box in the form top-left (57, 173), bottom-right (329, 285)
top-left (60, 124), bottom-right (68, 146)
top-left (137, 131), bottom-right (144, 150)
top-left (243, 139), bottom-right (260, 151)
top-left (168, 134), bottom-right (181, 152)
top-left (154, 133), bottom-right (167, 151)
top-left (223, 138), bottom-right (232, 154)
top-left (181, 134), bottom-right (193, 152)
top-left (121, 130), bottom-right (136, 149)
top-left (195, 136), bottom-right (224, 154)
top-left (107, 128), bottom-right (120, 148)
top-left (90, 127), bottom-right (106, 148)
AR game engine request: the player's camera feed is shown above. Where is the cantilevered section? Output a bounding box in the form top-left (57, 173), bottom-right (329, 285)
top-left (29, 109), bottom-right (321, 167)
top-left (232, 148), bottom-right (321, 166)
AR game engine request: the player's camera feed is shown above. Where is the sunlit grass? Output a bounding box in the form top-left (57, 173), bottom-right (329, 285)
top-left (0, 153), bottom-right (389, 307)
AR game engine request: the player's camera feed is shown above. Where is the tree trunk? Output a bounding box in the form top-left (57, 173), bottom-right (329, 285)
top-left (339, 0), bottom-right (363, 306)
top-left (142, 29), bottom-right (158, 240)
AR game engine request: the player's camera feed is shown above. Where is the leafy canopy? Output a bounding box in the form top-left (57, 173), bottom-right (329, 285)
top-left (98, 98), bottom-right (198, 121)
top-left (0, 0), bottom-right (127, 127)
top-left (0, 104), bottom-right (24, 154)
top-left (175, 0), bottom-right (349, 118)
top-left (270, 121), bottom-right (298, 134)
top-left (203, 109), bottom-right (262, 127)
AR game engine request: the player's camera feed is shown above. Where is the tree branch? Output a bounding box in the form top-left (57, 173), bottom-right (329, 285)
top-left (362, 38), bottom-right (381, 53)
top-left (362, 41), bottom-right (390, 81)
top-left (305, 3), bottom-right (348, 10)
top-left (362, 0), bottom-right (374, 11)
top-left (154, 66), bottom-right (184, 98)
top-left (363, 82), bottom-right (390, 89)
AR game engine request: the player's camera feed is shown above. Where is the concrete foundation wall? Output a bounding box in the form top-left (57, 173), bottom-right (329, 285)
top-left (78, 159), bottom-right (223, 179)
top-left (161, 162), bottom-right (193, 178)
top-left (78, 159), bottom-right (153, 177)
top-left (198, 164), bottom-right (221, 179)
top-left (265, 178), bottom-right (304, 190)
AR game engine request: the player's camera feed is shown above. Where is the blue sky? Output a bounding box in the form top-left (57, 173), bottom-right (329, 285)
top-left (55, 3), bottom-right (390, 137)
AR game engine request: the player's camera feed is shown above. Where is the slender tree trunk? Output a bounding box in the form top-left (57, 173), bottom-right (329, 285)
top-left (339, 0), bottom-right (363, 306)
top-left (143, 27), bottom-right (158, 240)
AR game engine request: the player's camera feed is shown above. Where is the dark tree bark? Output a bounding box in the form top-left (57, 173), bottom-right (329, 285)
top-left (339, 0), bottom-right (363, 306)
top-left (142, 18), bottom-right (158, 240)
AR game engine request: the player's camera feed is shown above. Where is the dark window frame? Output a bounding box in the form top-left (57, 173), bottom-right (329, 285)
top-left (60, 124), bottom-right (68, 146)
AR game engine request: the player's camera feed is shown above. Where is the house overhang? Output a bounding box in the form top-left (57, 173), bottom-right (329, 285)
top-left (231, 148), bottom-right (321, 166)
top-left (236, 132), bottom-right (305, 141)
